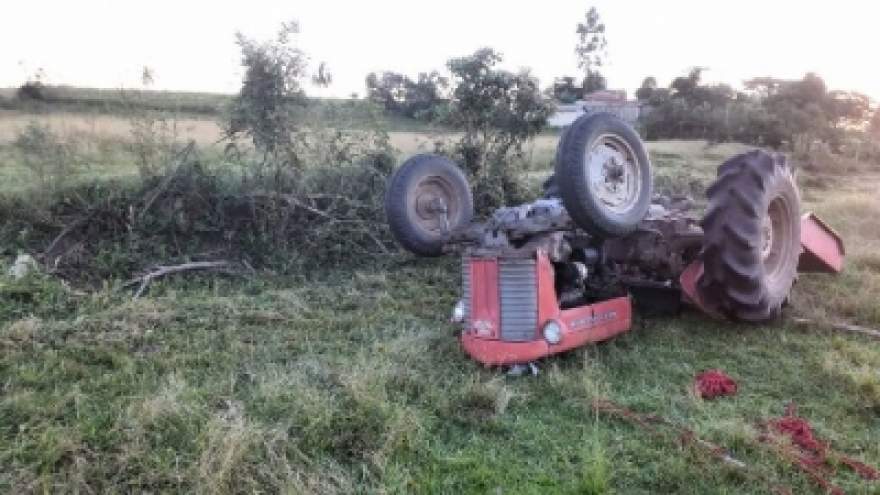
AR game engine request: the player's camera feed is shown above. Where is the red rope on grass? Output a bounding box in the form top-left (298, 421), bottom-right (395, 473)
top-left (693, 369), bottom-right (738, 399)
top-left (759, 402), bottom-right (878, 495)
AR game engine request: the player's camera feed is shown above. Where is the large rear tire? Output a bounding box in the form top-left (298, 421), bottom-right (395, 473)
top-left (698, 150), bottom-right (801, 322)
top-left (385, 154), bottom-right (473, 257)
top-left (555, 113), bottom-right (652, 237)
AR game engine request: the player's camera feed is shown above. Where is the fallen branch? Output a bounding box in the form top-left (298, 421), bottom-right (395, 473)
top-left (792, 317), bottom-right (880, 340)
top-left (124, 260), bottom-right (233, 299)
top-left (43, 211), bottom-right (97, 258)
top-left (138, 141), bottom-right (196, 222)
top-left (282, 195), bottom-right (332, 219)
top-left (248, 192), bottom-right (332, 218)
top-left (592, 399), bottom-right (747, 470)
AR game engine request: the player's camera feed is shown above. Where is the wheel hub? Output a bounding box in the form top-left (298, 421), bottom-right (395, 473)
top-left (586, 135), bottom-right (641, 215)
top-left (412, 176), bottom-right (457, 233)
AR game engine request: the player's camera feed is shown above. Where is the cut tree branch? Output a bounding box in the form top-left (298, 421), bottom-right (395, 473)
top-left (43, 211), bottom-right (97, 258)
top-left (138, 141), bottom-right (196, 222)
top-left (125, 260), bottom-right (233, 299)
top-left (791, 317), bottom-right (880, 340)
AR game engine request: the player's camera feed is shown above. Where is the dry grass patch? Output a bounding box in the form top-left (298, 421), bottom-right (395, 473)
top-left (822, 338), bottom-right (880, 410)
top-left (0, 316), bottom-right (42, 349)
top-left (792, 178), bottom-right (880, 326)
top-left (197, 408), bottom-right (260, 493)
top-left (454, 376), bottom-right (515, 422)
top-left (127, 373), bottom-right (190, 427)
top-left (0, 110), bottom-right (223, 146)
top-left (69, 298), bottom-right (177, 348)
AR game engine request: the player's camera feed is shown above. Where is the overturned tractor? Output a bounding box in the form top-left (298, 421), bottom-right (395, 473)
top-left (384, 113), bottom-right (844, 366)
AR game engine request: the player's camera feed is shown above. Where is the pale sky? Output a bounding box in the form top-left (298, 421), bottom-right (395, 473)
top-left (2, 0), bottom-right (877, 101)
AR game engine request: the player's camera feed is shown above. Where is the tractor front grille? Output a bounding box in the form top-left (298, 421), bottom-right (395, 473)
top-left (461, 257), bottom-right (471, 323)
top-left (461, 257), bottom-right (538, 342)
top-left (498, 259), bottom-right (537, 342)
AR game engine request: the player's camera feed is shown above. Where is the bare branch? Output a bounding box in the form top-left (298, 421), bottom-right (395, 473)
top-left (138, 141), bottom-right (196, 222)
top-left (791, 317), bottom-right (880, 340)
top-left (43, 211), bottom-right (96, 258)
top-left (125, 260), bottom-right (233, 299)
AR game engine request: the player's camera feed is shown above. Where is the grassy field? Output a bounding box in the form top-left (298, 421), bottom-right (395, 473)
top-left (2, 106), bottom-right (880, 493)
top-left (0, 108), bottom-right (752, 197)
top-left (0, 108), bottom-right (434, 196)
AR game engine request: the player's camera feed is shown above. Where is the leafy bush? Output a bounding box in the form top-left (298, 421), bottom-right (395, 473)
top-left (441, 48), bottom-right (553, 212)
top-left (0, 20), bottom-right (400, 284)
top-left (17, 81), bottom-right (46, 101)
top-left (120, 75), bottom-right (190, 179)
top-left (12, 122), bottom-right (82, 193)
top-left (226, 21), bottom-right (309, 162)
top-left (0, 126), bottom-right (395, 282)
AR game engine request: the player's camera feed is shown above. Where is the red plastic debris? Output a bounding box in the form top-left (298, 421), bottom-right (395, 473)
top-left (769, 413), bottom-right (824, 462)
top-left (759, 403), bottom-right (878, 495)
top-left (693, 369), bottom-right (738, 399)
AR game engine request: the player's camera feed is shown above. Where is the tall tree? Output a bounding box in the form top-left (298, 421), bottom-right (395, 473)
top-left (552, 76), bottom-right (583, 103)
top-left (365, 71), bottom-right (408, 113)
top-left (671, 67), bottom-right (705, 99)
top-left (744, 77), bottom-right (784, 98)
top-left (365, 70), bottom-right (448, 120)
top-left (635, 76), bottom-right (657, 101)
top-left (871, 108), bottom-right (880, 140)
top-left (575, 7), bottom-right (607, 94)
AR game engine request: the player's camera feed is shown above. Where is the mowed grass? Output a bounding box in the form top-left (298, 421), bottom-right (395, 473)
top-left (3, 258), bottom-right (880, 493)
top-left (2, 110), bottom-right (880, 492)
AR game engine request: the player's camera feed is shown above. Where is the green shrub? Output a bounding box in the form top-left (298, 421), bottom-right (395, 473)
top-left (439, 47), bottom-right (553, 213)
top-left (17, 81), bottom-right (49, 102)
top-left (0, 125), bottom-right (395, 283)
top-left (12, 122), bottom-right (83, 193)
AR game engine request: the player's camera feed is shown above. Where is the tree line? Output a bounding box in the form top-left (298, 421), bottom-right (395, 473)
top-left (635, 69), bottom-right (873, 151)
top-left (363, 7), bottom-right (879, 158)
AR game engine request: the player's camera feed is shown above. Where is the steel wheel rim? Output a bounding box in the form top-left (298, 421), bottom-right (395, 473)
top-left (762, 196), bottom-right (794, 291)
top-left (411, 175), bottom-right (459, 234)
top-left (586, 134), bottom-right (641, 215)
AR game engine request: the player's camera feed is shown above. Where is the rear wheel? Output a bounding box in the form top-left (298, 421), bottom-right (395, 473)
top-left (698, 150), bottom-right (801, 322)
top-left (384, 154), bottom-right (473, 256)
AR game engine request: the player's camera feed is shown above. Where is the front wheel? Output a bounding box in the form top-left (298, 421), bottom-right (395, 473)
top-left (384, 154), bottom-right (473, 256)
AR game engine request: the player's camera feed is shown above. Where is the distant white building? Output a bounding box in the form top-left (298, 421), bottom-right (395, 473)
top-left (548, 90), bottom-right (641, 128)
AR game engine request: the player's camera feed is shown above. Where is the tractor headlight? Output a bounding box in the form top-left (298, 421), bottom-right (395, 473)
top-left (451, 299), bottom-right (466, 323)
top-left (542, 320), bottom-right (563, 345)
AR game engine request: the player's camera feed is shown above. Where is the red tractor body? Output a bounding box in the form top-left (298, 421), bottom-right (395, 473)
top-left (458, 213), bottom-right (843, 366)
top-left (459, 252), bottom-right (631, 365)
top-left (384, 113), bottom-right (846, 368)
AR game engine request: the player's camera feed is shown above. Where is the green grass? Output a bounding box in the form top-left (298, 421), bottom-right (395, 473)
top-left (0, 86), bottom-right (231, 116)
top-left (0, 87), bottom-right (434, 132)
top-left (0, 100), bottom-right (435, 197)
top-left (648, 141), bottom-right (756, 199)
top-left (2, 123), bottom-right (880, 492)
top-left (3, 255), bottom-right (880, 493)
